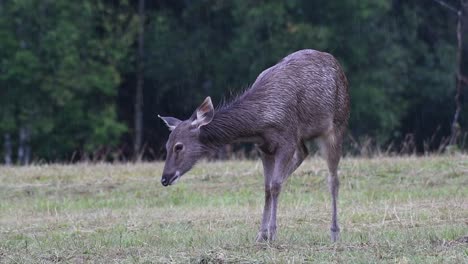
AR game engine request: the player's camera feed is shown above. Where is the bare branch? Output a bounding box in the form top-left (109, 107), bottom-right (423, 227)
top-left (433, 0), bottom-right (459, 14)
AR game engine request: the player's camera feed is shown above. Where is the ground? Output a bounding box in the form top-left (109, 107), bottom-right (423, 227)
top-left (0, 155), bottom-right (467, 263)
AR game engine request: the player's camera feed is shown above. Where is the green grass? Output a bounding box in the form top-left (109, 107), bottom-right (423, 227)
top-left (0, 156), bottom-right (467, 263)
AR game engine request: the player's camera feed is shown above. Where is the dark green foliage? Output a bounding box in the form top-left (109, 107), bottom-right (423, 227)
top-left (0, 0), bottom-right (136, 160)
top-left (0, 0), bottom-right (466, 161)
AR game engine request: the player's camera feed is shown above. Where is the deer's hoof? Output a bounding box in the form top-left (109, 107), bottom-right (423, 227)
top-left (255, 229), bottom-right (277, 243)
top-left (268, 227), bottom-right (277, 241)
top-left (331, 230), bottom-right (340, 242)
top-left (255, 231), bottom-right (269, 243)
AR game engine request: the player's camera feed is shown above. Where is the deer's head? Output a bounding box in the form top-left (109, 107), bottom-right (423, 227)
top-left (158, 97), bottom-right (214, 186)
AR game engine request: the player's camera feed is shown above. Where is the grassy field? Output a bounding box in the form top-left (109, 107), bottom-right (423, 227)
top-left (0, 156), bottom-right (467, 263)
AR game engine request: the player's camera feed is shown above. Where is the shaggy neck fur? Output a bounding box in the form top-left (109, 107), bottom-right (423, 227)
top-left (199, 97), bottom-right (259, 149)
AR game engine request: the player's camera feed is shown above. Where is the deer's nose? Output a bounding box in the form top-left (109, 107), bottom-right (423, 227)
top-left (161, 176), bottom-right (169, 186)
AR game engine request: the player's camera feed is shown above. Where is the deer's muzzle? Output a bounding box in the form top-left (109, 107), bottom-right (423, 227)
top-left (161, 171), bottom-right (180, 187)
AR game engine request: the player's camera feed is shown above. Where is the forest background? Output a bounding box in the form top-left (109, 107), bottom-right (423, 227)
top-left (1, 0), bottom-right (467, 163)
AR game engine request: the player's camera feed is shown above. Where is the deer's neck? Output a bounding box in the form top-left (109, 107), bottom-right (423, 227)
top-left (200, 103), bottom-right (260, 148)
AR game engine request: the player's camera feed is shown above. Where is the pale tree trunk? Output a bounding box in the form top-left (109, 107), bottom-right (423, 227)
top-left (450, 7), bottom-right (463, 145)
top-left (24, 130), bottom-right (31, 165)
top-left (134, 0), bottom-right (145, 161)
top-left (4, 133), bottom-right (12, 165)
top-left (17, 127), bottom-right (25, 165)
top-left (434, 0), bottom-right (466, 146)
top-left (17, 127), bottom-right (30, 165)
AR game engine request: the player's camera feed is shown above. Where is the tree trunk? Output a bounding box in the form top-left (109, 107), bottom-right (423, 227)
top-left (450, 6), bottom-right (464, 146)
top-left (434, 0), bottom-right (466, 148)
top-left (18, 127), bottom-right (25, 165)
top-left (134, 0), bottom-right (145, 161)
top-left (17, 127), bottom-right (31, 165)
top-left (24, 129), bottom-right (31, 165)
top-left (4, 133), bottom-right (12, 165)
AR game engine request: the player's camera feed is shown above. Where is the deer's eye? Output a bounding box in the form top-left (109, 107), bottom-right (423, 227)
top-left (174, 143), bottom-right (184, 152)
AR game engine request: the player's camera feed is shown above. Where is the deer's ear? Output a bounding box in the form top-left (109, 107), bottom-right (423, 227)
top-left (191, 96), bottom-right (214, 128)
top-left (158, 115), bottom-right (182, 131)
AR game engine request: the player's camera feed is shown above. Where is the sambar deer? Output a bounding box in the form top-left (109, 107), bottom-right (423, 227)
top-left (158, 49), bottom-right (350, 242)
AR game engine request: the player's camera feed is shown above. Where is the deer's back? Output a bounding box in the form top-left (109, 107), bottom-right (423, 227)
top-left (243, 49), bottom-right (349, 140)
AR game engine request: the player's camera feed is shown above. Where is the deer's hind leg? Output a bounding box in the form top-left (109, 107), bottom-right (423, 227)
top-left (318, 128), bottom-right (344, 242)
top-left (256, 153), bottom-right (275, 242)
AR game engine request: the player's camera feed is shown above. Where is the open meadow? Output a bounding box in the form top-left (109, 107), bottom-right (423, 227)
top-left (0, 156), bottom-right (467, 263)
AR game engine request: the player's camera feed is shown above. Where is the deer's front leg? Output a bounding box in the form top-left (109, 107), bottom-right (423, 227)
top-left (256, 144), bottom-right (307, 242)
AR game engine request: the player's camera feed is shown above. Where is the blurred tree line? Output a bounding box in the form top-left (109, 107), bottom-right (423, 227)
top-left (0, 0), bottom-right (467, 163)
